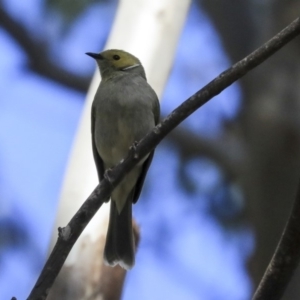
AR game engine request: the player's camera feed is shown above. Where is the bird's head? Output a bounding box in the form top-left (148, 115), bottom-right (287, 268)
top-left (86, 49), bottom-right (146, 80)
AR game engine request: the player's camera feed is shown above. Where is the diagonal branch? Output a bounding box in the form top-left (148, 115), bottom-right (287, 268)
top-left (0, 5), bottom-right (90, 92)
top-left (0, 0), bottom-right (231, 166)
top-left (252, 178), bottom-right (300, 300)
top-left (25, 17), bottom-right (300, 300)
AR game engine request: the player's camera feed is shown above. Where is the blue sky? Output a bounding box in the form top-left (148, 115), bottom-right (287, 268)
top-left (0, 1), bottom-right (251, 299)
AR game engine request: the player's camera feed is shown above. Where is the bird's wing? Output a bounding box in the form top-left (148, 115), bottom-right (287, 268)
top-left (91, 105), bottom-right (105, 182)
top-left (132, 150), bottom-right (155, 204)
top-left (153, 95), bottom-right (160, 125)
top-left (132, 93), bottom-right (160, 204)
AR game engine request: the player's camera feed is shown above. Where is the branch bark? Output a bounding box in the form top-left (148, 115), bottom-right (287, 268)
top-left (25, 16), bottom-right (300, 300)
top-left (252, 178), bottom-right (300, 300)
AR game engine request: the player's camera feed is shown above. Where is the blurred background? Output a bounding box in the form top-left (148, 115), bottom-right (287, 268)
top-left (1, 0), bottom-right (300, 299)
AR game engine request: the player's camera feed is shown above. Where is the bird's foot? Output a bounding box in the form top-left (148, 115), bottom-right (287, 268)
top-left (129, 141), bottom-right (139, 160)
top-left (104, 167), bottom-right (114, 182)
top-left (104, 168), bottom-right (115, 200)
top-left (129, 141), bottom-right (139, 151)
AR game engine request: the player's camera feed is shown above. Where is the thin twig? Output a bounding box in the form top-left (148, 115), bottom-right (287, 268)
top-left (252, 178), bottom-right (300, 300)
top-left (26, 17), bottom-right (300, 300)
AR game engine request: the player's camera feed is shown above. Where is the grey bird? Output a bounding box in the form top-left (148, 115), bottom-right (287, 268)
top-left (86, 49), bottom-right (160, 269)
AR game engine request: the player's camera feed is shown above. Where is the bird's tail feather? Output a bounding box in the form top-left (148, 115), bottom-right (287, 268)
top-left (104, 197), bottom-right (135, 269)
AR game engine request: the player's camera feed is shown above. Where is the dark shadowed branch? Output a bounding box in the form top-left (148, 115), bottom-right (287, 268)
top-left (0, 5), bottom-right (90, 92)
top-left (25, 17), bottom-right (300, 300)
top-left (252, 178), bottom-right (300, 300)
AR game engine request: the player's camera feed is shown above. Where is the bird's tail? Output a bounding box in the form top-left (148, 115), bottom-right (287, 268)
top-left (104, 197), bottom-right (135, 269)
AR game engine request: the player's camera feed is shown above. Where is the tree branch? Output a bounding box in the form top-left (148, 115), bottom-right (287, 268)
top-left (24, 17), bottom-right (300, 300)
top-left (0, 5), bottom-right (90, 92)
top-left (252, 178), bottom-right (300, 300)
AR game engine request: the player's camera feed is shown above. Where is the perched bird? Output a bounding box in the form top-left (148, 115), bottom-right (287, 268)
top-left (86, 49), bottom-right (160, 269)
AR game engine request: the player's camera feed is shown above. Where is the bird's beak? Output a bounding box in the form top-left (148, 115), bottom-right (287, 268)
top-left (86, 52), bottom-right (103, 60)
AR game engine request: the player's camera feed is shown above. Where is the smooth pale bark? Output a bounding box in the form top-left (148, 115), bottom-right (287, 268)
top-left (48, 0), bottom-right (191, 299)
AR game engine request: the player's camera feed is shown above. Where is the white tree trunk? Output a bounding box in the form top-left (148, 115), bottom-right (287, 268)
top-left (49, 0), bottom-right (191, 299)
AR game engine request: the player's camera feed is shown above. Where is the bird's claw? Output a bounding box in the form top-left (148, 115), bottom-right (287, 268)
top-left (129, 141), bottom-right (139, 160)
top-left (104, 168), bottom-right (114, 202)
top-left (129, 141), bottom-right (139, 151)
top-left (104, 168), bottom-right (114, 182)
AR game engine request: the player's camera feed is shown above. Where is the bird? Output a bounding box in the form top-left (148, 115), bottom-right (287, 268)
top-left (86, 49), bottom-right (160, 269)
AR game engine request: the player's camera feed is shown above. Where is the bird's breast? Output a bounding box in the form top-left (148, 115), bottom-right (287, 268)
top-left (94, 101), bottom-right (154, 168)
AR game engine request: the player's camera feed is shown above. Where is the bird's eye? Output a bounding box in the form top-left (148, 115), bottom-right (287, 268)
top-left (113, 55), bottom-right (120, 60)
